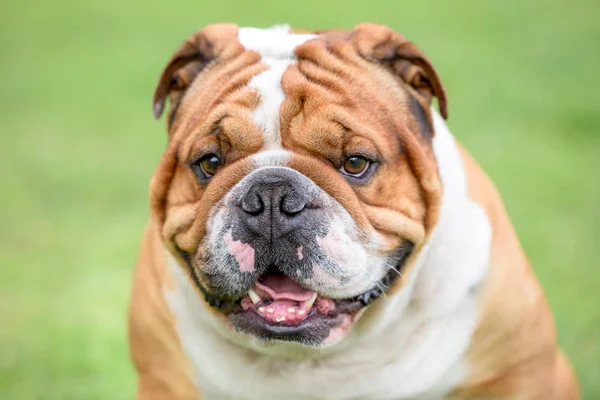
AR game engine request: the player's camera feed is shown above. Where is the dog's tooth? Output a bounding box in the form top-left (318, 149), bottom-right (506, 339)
top-left (247, 289), bottom-right (261, 305)
top-left (305, 293), bottom-right (318, 309)
top-left (288, 307), bottom-right (296, 313)
top-left (298, 309), bottom-right (306, 316)
top-left (258, 307), bottom-right (265, 313)
top-left (267, 308), bottom-right (274, 314)
top-left (275, 315), bottom-right (286, 322)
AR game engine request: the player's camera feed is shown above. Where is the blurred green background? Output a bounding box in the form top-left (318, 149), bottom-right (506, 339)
top-left (1, 0), bottom-right (599, 398)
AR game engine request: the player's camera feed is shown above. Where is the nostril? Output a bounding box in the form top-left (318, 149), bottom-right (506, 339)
top-left (280, 194), bottom-right (306, 216)
top-left (241, 188), bottom-right (264, 216)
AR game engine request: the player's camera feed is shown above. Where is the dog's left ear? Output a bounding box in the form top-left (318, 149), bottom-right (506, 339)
top-left (152, 23), bottom-right (241, 124)
top-left (351, 23), bottom-right (448, 120)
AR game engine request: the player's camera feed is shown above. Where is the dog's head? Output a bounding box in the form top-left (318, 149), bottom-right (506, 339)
top-left (151, 23), bottom-right (446, 347)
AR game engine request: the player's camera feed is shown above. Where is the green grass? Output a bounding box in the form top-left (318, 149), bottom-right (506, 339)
top-left (1, 0), bottom-right (599, 398)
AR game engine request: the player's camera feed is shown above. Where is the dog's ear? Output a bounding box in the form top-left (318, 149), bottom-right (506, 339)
top-left (152, 23), bottom-right (240, 124)
top-left (351, 23), bottom-right (448, 120)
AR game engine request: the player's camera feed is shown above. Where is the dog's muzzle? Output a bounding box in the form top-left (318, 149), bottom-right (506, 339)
top-left (183, 166), bottom-right (415, 345)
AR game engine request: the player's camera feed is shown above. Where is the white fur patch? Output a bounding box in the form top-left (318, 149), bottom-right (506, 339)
top-left (238, 26), bottom-right (316, 60)
top-left (238, 26), bottom-right (316, 149)
top-left (250, 149), bottom-right (292, 168)
top-left (164, 111), bottom-right (492, 399)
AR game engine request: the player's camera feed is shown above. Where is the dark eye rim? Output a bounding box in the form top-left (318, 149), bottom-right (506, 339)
top-left (190, 153), bottom-right (223, 182)
top-left (339, 155), bottom-right (379, 182)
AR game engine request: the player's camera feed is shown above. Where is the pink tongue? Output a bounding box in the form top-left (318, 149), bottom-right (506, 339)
top-left (254, 274), bottom-right (315, 301)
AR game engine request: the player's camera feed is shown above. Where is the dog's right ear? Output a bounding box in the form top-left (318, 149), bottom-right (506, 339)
top-left (152, 23), bottom-right (240, 124)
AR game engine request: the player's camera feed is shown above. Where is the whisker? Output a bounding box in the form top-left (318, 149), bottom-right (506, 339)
top-left (375, 281), bottom-right (390, 302)
top-left (358, 263), bottom-right (390, 302)
top-left (384, 260), bottom-right (403, 278)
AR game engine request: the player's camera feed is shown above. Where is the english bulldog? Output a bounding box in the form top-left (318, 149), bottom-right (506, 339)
top-left (129, 23), bottom-right (580, 399)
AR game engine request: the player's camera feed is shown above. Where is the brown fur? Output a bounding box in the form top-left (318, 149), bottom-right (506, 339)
top-left (129, 222), bottom-right (199, 399)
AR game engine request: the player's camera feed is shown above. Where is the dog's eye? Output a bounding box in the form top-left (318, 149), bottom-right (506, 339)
top-left (193, 154), bottom-right (222, 180)
top-left (341, 156), bottom-right (370, 177)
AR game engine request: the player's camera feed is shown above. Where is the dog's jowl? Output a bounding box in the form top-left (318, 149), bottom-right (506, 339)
top-left (129, 23), bottom-right (580, 400)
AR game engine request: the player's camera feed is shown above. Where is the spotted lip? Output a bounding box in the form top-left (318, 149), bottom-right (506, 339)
top-left (193, 241), bottom-right (415, 344)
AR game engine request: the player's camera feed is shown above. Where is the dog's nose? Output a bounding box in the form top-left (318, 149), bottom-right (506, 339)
top-left (240, 178), bottom-right (308, 240)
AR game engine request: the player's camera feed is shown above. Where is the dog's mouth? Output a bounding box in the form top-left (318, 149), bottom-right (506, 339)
top-left (241, 272), bottom-right (367, 321)
top-left (201, 242), bottom-right (414, 345)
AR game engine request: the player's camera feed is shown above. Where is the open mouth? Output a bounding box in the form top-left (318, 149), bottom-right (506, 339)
top-left (244, 274), bottom-right (329, 323)
top-left (200, 242), bottom-right (414, 345)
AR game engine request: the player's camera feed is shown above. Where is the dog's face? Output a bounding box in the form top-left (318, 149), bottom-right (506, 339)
top-left (151, 23), bottom-right (447, 347)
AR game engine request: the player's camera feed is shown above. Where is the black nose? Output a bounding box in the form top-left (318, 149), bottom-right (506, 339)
top-left (239, 178), bottom-right (308, 240)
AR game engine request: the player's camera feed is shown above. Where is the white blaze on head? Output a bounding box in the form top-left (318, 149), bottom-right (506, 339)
top-left (238, 26), bottom-right (316, 150)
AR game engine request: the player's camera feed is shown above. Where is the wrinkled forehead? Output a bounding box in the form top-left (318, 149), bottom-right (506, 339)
top-left (173, 25), bottom-right (410, 156)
